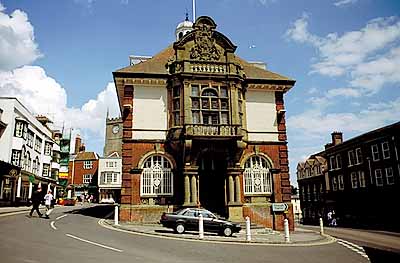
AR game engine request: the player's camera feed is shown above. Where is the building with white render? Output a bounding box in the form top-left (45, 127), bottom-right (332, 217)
top-left (0, 97), bottom-right (60, 206)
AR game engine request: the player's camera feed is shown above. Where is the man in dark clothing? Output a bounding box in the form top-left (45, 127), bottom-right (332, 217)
top-left (29, 187), bottom-right (43, 217)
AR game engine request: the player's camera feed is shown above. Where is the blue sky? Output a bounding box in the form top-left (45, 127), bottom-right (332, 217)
top-left (1, 0), bottom-right (399, 186)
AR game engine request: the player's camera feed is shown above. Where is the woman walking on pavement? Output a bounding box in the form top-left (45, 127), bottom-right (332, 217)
top-left (43, 189), bottom-right (54, 219)
top-left (28, 186), bottom-right (43, 218)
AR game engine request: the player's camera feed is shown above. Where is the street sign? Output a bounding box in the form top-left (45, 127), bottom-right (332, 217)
top-left (272, 203), bottom-right (289, 212)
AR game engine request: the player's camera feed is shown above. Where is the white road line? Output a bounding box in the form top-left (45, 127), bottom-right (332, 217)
top-left (337, 239), bottom-right (370, 261)
top-left (50, 221), bottom-right (57, 230)
top-left (55, 214), bottom-right (68, 220)
top-left (66, 233), bottom-right (123, 252)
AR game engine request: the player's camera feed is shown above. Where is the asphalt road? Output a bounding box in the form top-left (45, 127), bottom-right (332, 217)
top-left (0, 205), bottom-right (371, 263)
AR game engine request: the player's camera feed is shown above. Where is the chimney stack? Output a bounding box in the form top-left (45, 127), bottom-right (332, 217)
top-left (79, 143), bottom-right (86, 153)
top-left (331, 132), bottom-right (343, 146)
top-left (75, 134), bottom-right (82, 154)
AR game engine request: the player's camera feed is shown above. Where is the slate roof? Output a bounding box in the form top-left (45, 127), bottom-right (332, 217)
top-left (114, 45), bottom-right (294, 82)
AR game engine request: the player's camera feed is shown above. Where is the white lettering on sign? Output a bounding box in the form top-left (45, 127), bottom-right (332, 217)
top-left (272, 203), bottom-right (289, 212)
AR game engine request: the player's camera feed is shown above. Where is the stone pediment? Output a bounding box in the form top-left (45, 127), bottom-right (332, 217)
top-left (173, 16), bottom-right (237, 62)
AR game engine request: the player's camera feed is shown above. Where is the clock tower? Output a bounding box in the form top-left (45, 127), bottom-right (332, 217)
top-left (103, 115), bottom-right (123, 157)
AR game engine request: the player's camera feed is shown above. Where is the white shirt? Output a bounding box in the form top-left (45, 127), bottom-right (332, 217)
top-left (44, 193), bottom-right (54, 206)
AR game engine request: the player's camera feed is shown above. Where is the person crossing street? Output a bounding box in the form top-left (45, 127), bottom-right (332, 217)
top-left (28, 186), bottom-right (43, 218)
top-left (43, 189), bottom-right (54, 219)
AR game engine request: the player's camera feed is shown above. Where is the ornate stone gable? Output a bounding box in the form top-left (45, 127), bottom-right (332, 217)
top-left (190, 23), bottom-right (221, 61)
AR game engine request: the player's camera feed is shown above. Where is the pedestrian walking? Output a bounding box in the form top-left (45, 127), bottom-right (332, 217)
top-left (43, 189), bottom-right (54, 219)
top-left (28, 186), bottom-right (43, 217)
top-left (327, 211), bottom-right (333, 226)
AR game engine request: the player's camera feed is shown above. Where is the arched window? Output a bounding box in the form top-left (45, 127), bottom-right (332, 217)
top-left (243, 155), bottom-right (272, 194)
top-left (178, 32), bottom-right (183, 39)
top-left (141, 155), bottom-right (173, 196)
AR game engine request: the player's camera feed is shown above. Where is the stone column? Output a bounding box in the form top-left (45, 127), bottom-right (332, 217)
top-left (228, 175), bottom-right (234, 204)
top-left (184, 174), bottom-right (190, 205)
top-left (191, 175), bottom-right (197, 204)
top-left (0, 180), bottom-right (4, 199)
top-left (235, 175), bottom-right (241, 203)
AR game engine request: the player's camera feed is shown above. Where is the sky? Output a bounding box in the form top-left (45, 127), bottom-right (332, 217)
top-left (0, 0), bottom-right (399, 186)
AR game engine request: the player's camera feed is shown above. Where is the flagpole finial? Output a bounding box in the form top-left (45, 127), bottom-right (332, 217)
top-left (192, 0), bottom-right (196, 22)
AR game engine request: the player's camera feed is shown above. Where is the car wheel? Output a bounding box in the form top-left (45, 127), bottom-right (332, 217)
top-left (223, 226), bottom-right (232, 237)
top-left (175, 223), bottom-right (185, 234)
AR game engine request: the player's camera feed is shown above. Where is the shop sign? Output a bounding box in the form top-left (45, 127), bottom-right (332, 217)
top-left (59, 172), bottom-right (69, 179)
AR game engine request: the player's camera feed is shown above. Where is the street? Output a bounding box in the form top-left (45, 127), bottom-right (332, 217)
top-left (0, 205), bottom-right (373, 263)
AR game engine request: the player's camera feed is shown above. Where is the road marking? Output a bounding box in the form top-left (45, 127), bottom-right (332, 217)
top-left (66, 233), bottom-right (123, 252)
top-left (337, 238), bottom-right (370, 261)
top-left (0, 211), bottom-right (29, 217)
top-left (50, 221), bottom-right (57, 230)
top-left (56, 214), bottom-right (68, 220)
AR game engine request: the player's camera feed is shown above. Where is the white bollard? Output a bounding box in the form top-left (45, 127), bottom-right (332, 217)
top-left (114, 204), bottom-right (119, 225)
top-left (246, 216), bottom-right (251, 241)
top-left (284, 218), bottom-right (290, 243)
top-left (199, 214), bottom-right (204, 239)
top-left (319, 217), bottom-right (324, 235)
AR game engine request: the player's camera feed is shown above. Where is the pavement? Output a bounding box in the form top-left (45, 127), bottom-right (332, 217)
top-left (101, 219), bottom-right (335, 245)
top-left (0, 205), bottom-right (334, 245)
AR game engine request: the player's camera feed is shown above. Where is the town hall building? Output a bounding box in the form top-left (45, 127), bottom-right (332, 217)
top-left (113, 16), bottom-right (295, 230)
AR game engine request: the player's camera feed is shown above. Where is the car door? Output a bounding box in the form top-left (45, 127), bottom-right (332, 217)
top-left (200, 211), bottom-right (219, 233)
top-left (183, 209), bottom-right (198, 231)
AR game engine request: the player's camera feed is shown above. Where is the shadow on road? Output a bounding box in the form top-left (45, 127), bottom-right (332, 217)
top-left (64, 204), bottom-right (115, 219)
top-left (364, 246), bottom-right (400, 263)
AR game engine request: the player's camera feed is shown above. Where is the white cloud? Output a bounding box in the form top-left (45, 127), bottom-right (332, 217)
top-left (334, 0), bottom-right (358, 7)
top-left (287, 97), bottom-right (400, 136)
top-left (286, 15), bottom-right (400, 95)
top-left (0, 65), bottom-right (120, 152)
top-left (0, 4), bottom-right (42, 71)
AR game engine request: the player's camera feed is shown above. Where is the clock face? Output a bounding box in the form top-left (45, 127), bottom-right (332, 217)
top-left (112, 125), bottom-right (120, 134)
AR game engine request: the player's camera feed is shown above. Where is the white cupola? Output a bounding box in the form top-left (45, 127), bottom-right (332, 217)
top-left (175, 13), bottom-right (193, 41)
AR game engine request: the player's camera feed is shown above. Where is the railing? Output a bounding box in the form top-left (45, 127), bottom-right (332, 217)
top-left (185, 124), bottom-right (242, 137)
top-left (190, 62), bottom-right (226, 74)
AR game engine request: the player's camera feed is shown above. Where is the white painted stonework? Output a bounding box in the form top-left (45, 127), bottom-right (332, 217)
top-left (245, 90), bottom-right (278, 142)
top-left (132, 86), bottom-right (167, 140)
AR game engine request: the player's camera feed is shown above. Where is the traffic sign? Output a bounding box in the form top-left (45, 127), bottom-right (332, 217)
top-left (272, 203), bottom-right (289, 212)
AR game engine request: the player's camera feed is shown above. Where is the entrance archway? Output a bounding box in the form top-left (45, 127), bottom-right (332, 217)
top-left (198, 152), bottom-right (227, 217)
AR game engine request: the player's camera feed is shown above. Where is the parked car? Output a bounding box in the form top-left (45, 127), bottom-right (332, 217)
top-left (160, 208), bottom-right (241, 237)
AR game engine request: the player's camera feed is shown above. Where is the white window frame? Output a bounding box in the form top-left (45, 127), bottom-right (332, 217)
top-left (329, 156), bottom-right (336, 170)
top-left (355, 148), bottom-right (363, 165)
top-left (385, 167), bottom-right (394, 185)
top-left (44, 142), bottom-right (52, 156)
top-left (336, 154), bottom-right (342, 169)
top-left (332, 177), bottom-right (338, 191)
top-left (14, 121), bottom-right (24, 138)
top-left (348, 150), bottom-right (355, 166)
top-left (83, 174), bottom-right (92, 184)
top-left (382, 142), bottom-right (390, 159)
top-left (83, 161), bottom-right (93, 169)
top-left (358, 171), bottom-right (366, 188)
top-left (11, 150), bottom-right (21, 166)
top-left (371, 144), bottom-right (380, 161)
top-left (42, 164), bottom-right (50, 177)
top-left (351, 172), bottom-right (358, 189)
top-left (140, 155), bottom-right (174, 196)
top-left (243, 155), bottom-right (272, 195)
top-left (338, 175), bottom-right (344, 190)
top-left (27, 130), bottom-right (34, 147)
top-left (34, 137), bottom-right (42, 152)
top-left (375, 169), bottom-right (383, 186)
